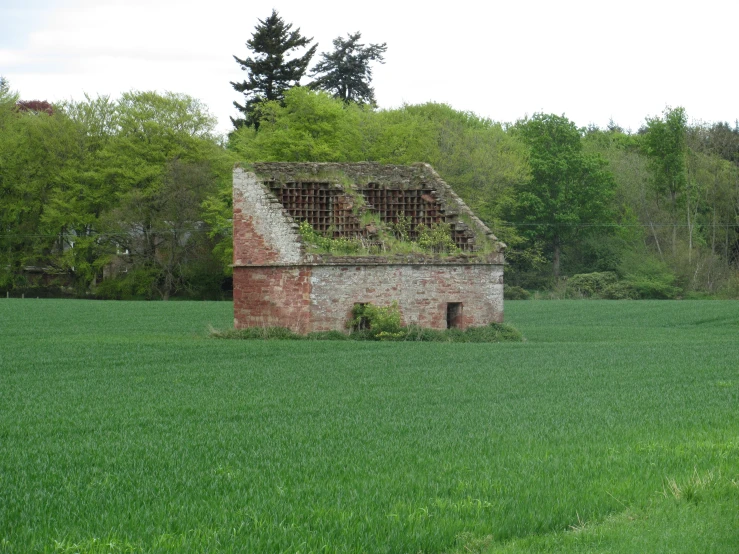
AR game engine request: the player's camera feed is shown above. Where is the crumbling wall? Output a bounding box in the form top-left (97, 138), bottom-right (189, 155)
top-left (251, 162), bottom-right (505, 252)
top-left (308, 264), bottom-right (504, 331)
top-left (232, 163), bottom-right (506, 333)
top-left (233, 263), bottom-right (503, 332)
top-left (233, 168), bottom-right (302, 265)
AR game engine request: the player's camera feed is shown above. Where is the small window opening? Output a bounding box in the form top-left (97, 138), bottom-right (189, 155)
top-left (446, 302), bottom-right (463, 329)
top-left (352, 303), bottom-right (370, 331)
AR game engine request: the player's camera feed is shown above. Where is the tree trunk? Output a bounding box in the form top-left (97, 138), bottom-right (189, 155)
top-left (553, 236), bottom-right (561, 279)
top-left (687, 196), bottom-right (692, 263)
top-left (671, 190), bottom-right (678, 256)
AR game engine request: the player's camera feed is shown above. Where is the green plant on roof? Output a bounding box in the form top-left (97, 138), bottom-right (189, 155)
top-left (298, 216), bottom-right (460, 256)
top-left (298, 220), bottom-right (361, 254)
top-left (387, 213), bottom-right (412, 242)
top-left (416, 222), bottom-right (457, 253)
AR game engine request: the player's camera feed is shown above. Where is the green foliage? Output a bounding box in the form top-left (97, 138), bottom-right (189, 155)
top-left (5, 72), bottom-right (738, 299)
top-left (309, 32), bottom-right (387, 106)
top-left (298, 220), bottom-right (362, 254)
top-left (231, 10), bottom-right (317, 128)
top-left (230, 88), bottom-right (365, 161)
top-left (400, 322), bottom-right (523, 343)
top-left (211, 326), bottom-right (301, 340)
top-left (213, 320), bottom-right (524, 343)
top-left (387, 213), bottom-right (412, 241)
top-left (566, 271), bottom-right (618, 297)
top-left (229, 93), bottom-right (529, 219)
top-left (618, 250), bottom-right (681, 299)
top-left (0, 75), bottom-right (18, 106)
top-left (0, 97), bottom-right (87, 290)
top-left (599, 281), bottom-right (640, 300)
top-left (306, 330), bottom-right (352, 341)
top-left (93, 267), bottom-right (160, 300)
top-left (200, 184), bottom-right (235, 278)
top-left (297, 216), bottom-right (458, 257)
top-left (349, 301), bottom-right (404, 338)
top-left (689, 120), bottom-right (739, 164)
top-left (416, 222), bottom-right (457, 253)
top-left (0, 89), bottom-right (231, 298)
top-left (642, 106), bottom-right (688, 203)
top-left (504, 284), bottom-right (531, 300)
top-left (507, 113), bottom-right (618, 278)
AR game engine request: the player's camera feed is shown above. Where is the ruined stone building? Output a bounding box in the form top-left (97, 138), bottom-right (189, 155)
top-left (232, 162), bottom-right (505, 333)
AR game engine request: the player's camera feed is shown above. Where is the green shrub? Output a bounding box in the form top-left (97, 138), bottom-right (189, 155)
top-left (298, 221), bottom-right (361, 254)
top-left (715, 274), bottom-right (739, 299)
top-left (624, 275), bottom-right (681, 299)
top-left (618, 251), bottom-right (682, 299)
top-left (600, 282), bottom-right (639, 300)
top-left (566, 272), bottom-right (618, 298)
top-left (416, 223), bottom-right (457, 253)
top-left (402, 326), bottom-right (447, 341)
top-left (94, 267), bottom-right (159, 300)
top-left (504, 284), bottom-right (531, 300)
top-left (376, 322), bottom-right (523, 343)
top-left (349, 302), bottom-right (403, 338)
top-left (474, 322), bottom-right (524, 342)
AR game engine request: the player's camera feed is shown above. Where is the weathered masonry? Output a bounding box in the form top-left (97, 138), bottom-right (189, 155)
top-left (233, 162), bottom-right (505, 333)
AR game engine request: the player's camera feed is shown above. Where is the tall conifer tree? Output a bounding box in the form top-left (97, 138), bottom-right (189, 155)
top-left (310, 32), bottom-right (386, 106)
top-left (231, 10), bottom-right (317, 129)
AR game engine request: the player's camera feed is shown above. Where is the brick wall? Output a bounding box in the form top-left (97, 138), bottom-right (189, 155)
top-left (234, 264), bottom-right (503, 332)
top-left (233, 267), bottom-right (312, 332)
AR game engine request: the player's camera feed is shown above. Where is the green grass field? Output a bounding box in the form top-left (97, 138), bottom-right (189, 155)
top-left (1, 299), bottom-right (737, 553)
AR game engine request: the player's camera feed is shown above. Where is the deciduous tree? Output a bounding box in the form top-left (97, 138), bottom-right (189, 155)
top-left (507, 113), bottom-right (616, 279)
top-left (642, 107), bottom-right (689, 257)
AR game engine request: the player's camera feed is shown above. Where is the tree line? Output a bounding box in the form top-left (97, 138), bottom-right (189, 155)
top-left (0, 81), bottom-right (236, 299)
top-left (1, 10), bottom-right (738, 300)
top-left (228, 90), bottom-right (739, 298)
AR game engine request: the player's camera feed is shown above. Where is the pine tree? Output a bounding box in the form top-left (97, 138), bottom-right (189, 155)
top-left (231, 10), bottom-right (317, 129)
top-left (310, 32), bottom-right (387, 106)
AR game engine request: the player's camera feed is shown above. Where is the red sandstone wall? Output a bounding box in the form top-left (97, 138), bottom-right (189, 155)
top-left (232, 208), bottom-right (279, 265)
top-left (233, 267), bottom-right (312, 332)
top-left (233, 264), bottom-right (503, 333)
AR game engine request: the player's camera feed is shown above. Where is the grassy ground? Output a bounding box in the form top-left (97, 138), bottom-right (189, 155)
top-left (0, 299), bottom-right (737, 553)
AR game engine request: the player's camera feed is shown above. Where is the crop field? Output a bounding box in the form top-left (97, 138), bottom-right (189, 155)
top-left (1, 299), bottom-right (738, 553)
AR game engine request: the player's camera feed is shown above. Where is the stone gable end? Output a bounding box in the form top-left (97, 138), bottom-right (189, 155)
top-left (232, 162), bottom-right (505, 333)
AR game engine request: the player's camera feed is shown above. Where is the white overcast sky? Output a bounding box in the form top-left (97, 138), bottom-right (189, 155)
top-left (2, 0), bottom-right (737, 135)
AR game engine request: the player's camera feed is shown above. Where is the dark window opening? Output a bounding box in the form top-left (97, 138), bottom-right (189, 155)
top-left (446, 302), bottom-right (463, 329)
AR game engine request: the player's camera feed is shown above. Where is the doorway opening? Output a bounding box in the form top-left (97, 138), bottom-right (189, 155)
top-left (446, 302), bottom-right (463, 329)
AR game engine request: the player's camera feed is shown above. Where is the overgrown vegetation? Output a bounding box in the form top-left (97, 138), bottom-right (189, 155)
top-left (2, 299), bottom-right (737, 552)
top-left (297, 220), bottom-right (362, 254)
top-left (210, 301), bottom-right (523, 342)
top-left (297, 215), bottom-right (461, 256)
